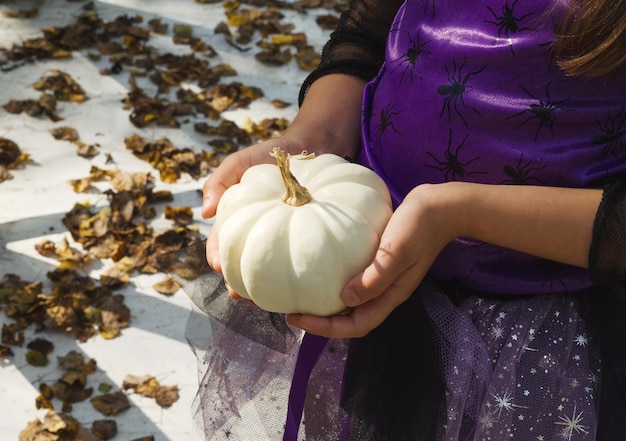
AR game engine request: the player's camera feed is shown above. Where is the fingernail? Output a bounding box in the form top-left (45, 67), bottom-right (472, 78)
top-left (342, 288), bottom-right (359, 307)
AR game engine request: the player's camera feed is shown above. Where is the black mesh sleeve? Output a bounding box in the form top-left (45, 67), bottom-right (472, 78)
top-left (589, 179), bottom-right (626, 284)
top-left (298, 0), bottom-right (404, 105)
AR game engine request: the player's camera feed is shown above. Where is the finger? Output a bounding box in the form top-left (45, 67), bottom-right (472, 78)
top-left (288, 282), bottom-right (409, 338)
top-left (341, 237), bottom-right (411, 307)
top-left (201, 176), bottom-right (228, 219)
top-left (201, 153), bottom-right (250, 218)
top-left (205, 226), bottom-right (221, 273)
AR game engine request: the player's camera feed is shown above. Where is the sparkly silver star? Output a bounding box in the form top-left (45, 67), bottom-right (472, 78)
top-left (555, 404), bottom-right (589, 441)
top-left (493, 390), bottom-right (515, 413)
top-left (574, 334), bottom-right (588, 347)
top-left (478, 408), bottom-right (499, 430)
top-left (492, 389), bottom-right (527, 417)
top-left (491, 325), bottom-right (505, 339)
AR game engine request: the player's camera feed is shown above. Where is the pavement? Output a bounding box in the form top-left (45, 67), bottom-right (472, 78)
top-left (0, 0), bottom-right (329, 439)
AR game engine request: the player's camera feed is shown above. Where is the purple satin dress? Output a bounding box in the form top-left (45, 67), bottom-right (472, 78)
top-left (187, 1), bottom-right (626, 440)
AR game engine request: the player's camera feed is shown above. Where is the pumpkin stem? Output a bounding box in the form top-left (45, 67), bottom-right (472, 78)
top-left (270, 147), bottom-right (312, 207)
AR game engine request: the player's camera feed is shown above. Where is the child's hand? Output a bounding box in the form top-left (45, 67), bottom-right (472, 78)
top-left (202, 138), bottom-right (309, 273)
top-left (286, 184), bottom-right (457, 338)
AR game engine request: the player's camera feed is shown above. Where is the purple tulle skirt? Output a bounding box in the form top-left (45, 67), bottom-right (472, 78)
top-left (176, 240), bottom-right (606, 441)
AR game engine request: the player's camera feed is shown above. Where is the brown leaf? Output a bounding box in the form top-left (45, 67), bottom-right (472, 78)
top-left (123, 374), bottom-right (179, 407)
top-left (3, 7), bottom-right (39, 19)
top-left (26, 350), bottom-right (49, 367)
top-left (35, 393), bottom-right (54, 411)
top-left (100, 256), bottom-right (135, 287)
top-left (124, 374), bottom-right (159, 396)
top-left (155, 385), bottom-right (179, 407)
top-left (35, 237), bottom-right (87, 266)
top-left (153, 276), bottom-right (180, 295)
top-left (98, 294), bottom-right (130, 338)
top-left (295, 46), bottom-right (321, 71)
top-left (148, 18), bottom-right (168, 35)
top-left (50, 126), bottom-right (79, 142)
top-left (57, 350), bottom-right (88, 371)
top-left (33, 70), bottom-right (88, 103)
top-left (35, 239), bottom-right (58, 258)
top-left (69, 177), bottom-right (95, 193)
top-left (0, 344), bottom-right (14, 357)
top-left (52, 379), bottom-right (93, 403)
top-left (76, 142), bottom-right (100, 158)
top-left (19, 410), bottom-right (94, 441)
top-left (255, 47), bottom-right (292, 65)
top-left (271, 99), bottom-right (290, 108)
top-left (91, 420), bottom-right (117, 440)
top-left (2, 323), bottom-right (25, 346)
top-left (86, 236), bottom-right (126, 260)
top-left (316, 13), bottom-right (340, 30)
top-left (27, 337), bottom-right (54, 355)
top-left (0, 137), bottom-right (22, 165)
top-left (164, 205), bottom-right (194, 225)
top-left (0, 166), bottom-right (13, 182)
top-left (19, 418), bottom-right (57, 441)
top-left (90, 391), bottom-right (131, 416)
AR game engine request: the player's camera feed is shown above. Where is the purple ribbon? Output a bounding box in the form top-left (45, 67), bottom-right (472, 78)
top-left (283, 333), bottom-right (329, 440)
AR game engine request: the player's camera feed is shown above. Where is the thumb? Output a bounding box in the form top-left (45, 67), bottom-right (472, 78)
top-left (201, 178), bottom-right (227, 219)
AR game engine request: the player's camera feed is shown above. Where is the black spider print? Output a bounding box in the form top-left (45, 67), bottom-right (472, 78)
top-left (506, 82), bottom-right (570, 142)
top-left (421, 0), bottom-right (436, 19)
top-left (437, 57), bottom-right (487, 127)
top-left (450, 268), bottom-right (491, 296)
top-left (390, 29), bottom-right (431, 84)
top-left (533, 258), bottom-right (571, 292)
top-left (592, 107), bottom-right (625, 163)
top-left (538, 39), bottom-right (557, 69)
top-left (425, 130), bottom-right (486, 181)
top-left (500, 153), bottom-right (547, 184)
top-left (485, 0), bottom-right (534, 38)
top-left (374, 101), bottom-right (401, 146)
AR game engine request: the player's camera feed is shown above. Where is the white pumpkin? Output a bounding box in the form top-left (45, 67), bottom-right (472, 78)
top-left (215, 148), bottom-right (392, 316)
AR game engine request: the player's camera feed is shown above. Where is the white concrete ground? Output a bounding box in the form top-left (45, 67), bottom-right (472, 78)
top-left (0, 1), bottom-right (330, 439)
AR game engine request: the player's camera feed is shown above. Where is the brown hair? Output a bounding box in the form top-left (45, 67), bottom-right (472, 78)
top-left (555, 0), bottom-right (626, 77)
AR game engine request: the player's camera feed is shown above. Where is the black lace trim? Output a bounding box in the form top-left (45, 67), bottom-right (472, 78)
top-left (589, 179), bottom-right (626, 284)
top-left (298, 0), bottom-right (403, 105)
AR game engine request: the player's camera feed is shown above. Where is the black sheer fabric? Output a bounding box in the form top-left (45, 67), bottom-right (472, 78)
top-left (590, 179), bottom-right (626, 285)
top-left (341, 286), bottom-right (446, 441)
top-left (584, 282), bottom-right (626, 440)
top-left (170, 239), bottom-right (296, 353)
top-left (298, 0), bottom-right (404, 105)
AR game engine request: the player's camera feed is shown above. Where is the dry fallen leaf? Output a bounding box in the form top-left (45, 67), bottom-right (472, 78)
top-left (90, 390), bottom-right (131, 416)
top-left (164, 205), bottom-right (194, 225)
top-left (19, 410), bottom-right (97, 441)
top-left (98, 294), bottom-right (131, 339)
top-left (123, 374), bottom-right (179, 407)
top-left (3, 7), bottom-right (39, 19)
top-left (0, 137), bottom-right (31, 182)
top-left (50, 126), bottom-right (79, 142)
top-left (33, 70), bottom-right (88, 103)
top-left (153, 276), bottom-right (180, 295)
top-left (91, 420), bottom-right (117, 440)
